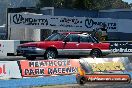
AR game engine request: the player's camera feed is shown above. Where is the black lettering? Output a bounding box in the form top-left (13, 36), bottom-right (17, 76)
top-left (24, 18), bottom-right (29, 23)
top-left (66, 67), bottom-right (72, 73)
top-left (41, 19), bottom-right (45, 22)
top-left (13, 14), bottom-right (23, 24)
top-left (49, 61), bottom-right (53, 66)
top-left (44, 61), bottom-right (48, 66)
top-left (54, 61), bottom-right (57, 66)
top-left (72, 67), bottom-right (78, 73)
top-left (40, 62), bottom-right (45, 67)
top-left (58, 61), bottom-right (62, 66)
top-left (35, 69), bottom-right (39, 74)
top-left (39, 69), bottom-right (45, 74)
top-left (38, 19), bottom-right (42, 22)
top-left (35, 62), bottom-right (39, 67)
top-left (48, 68), bottom-right (53, 74)
top-left (34, 19), bottom-right (37, 23)
top-left (29, 69), bottom-right (35, 75)
top-left (58, 68), bottom-right (62, 73)
top-left (25, 69), bottom-right (45, 75)
top-left (29, 62), bottom-right (34, 67)
top-left (62, 60), bottom-right (67, 66)
top-left (62, 68), bottom-right (65, 73)
top-left (113, 23), bottom-right (116, 26)
top-left (53, 68), bottom-right (58, 74)
top-left (25, 69), bottom-right (29, 75)
top-left (29, 18), bottom-right (34, 23)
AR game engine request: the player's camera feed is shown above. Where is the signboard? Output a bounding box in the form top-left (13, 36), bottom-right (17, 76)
top-left (0, 61), bottom-right (21, 79)
top-left (79, 57), bottom-right (131, 74)
top-left (110, 41), bottom-right (132, 53)
top-left (84, 74), bottom-right (130, 83)
top-left (9, 13), bottom-right (118, 32)
top-left (19, 59), bottom-right (80, 77)
top-left (0, 40), bottom-right (20, 56)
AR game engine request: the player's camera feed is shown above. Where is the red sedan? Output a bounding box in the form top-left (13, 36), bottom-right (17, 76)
top-left (17, 32), bottom-right (111, 60)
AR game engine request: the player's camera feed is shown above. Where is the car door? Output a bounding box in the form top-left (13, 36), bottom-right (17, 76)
top-left (77, 35), bottom-right (94, 55)
top-left (61, 34), bottom-right (80, 55)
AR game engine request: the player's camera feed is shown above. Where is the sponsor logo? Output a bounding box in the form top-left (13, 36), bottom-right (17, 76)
top-left (85, 74), bottom-right (131, 83)
top-left (85, 18), bottom-right (117, 30)
top-left (85, 19), bottom-right (94, 28)
top-left (0, 64), bottom-right (6, 74)
top-left (20, 59), bottom-right (80, 77)
top-left (13, 14), bottom-right (23, 24)
top-left (110, 42), bottom-right (132, 53)
top-left (90, 62), bottom-right (125, 72)
top-left (12, 14), bottom-right (48, 26)
top-left (111, 48), bottom-right (132, 53)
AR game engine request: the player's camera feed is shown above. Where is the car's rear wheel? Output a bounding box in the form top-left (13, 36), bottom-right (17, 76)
top-left (44, 49), bottom-right (57, 59)
top-left (90, 49), bottom-right (102, 58)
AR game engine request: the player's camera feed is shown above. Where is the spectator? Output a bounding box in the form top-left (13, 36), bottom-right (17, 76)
top-left (99, 23), bottom-right (108, 41)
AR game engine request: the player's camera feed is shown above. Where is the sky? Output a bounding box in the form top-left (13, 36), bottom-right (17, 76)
top-left (122, 0), bottom-right (132, 4)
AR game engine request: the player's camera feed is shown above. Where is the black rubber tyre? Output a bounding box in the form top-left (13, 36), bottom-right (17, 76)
top-left (90, 49), bottom-right (102, 58)
top-left (44, 49), bottom-right (57, 59)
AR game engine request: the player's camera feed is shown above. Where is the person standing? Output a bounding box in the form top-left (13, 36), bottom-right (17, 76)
top-left (99, 23), bottom-right (108, 41)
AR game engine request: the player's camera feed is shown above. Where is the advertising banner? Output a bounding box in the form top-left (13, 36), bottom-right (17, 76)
top-left (109, 41), bottom-right (132, 53)
top-left (79, 57), bottom-right (131, 74)
top-left (0, 61), bottom-right (21, 79)
top-left (9, 13), bottom-right (118, 32)
top-left (19, 59), bottom-right (80, 77)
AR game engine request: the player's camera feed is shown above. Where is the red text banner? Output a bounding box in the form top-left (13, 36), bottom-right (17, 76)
top-left (19, 59), bottom-right (80, 77)
top-left (0, 61), bottom-right (21, 79)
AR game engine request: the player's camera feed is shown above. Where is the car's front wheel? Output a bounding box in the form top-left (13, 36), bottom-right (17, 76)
top-left (44, 49), bottom-right (57, 59)
top-left (90, 49), bottom-right (102, 58)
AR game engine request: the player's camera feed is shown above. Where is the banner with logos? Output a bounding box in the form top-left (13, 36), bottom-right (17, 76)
top-left (109, 41), bottom-right (132, 53)
top-left (9, 13), bottom-right (118, 32)
top-left (0, 61), bottom-right (21, 79)
top-left (19, 59), bottom-right (80, 77)
top-left (79, 57), bottom-right (131, 74)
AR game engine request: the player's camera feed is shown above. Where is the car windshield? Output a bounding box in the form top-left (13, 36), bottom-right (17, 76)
top-left (45, 33), bottom-right (66, 41)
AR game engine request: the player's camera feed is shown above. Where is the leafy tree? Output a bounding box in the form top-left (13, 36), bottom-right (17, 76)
top-left (37, 0), bottom-right (53, 7)
top-left (111, 0), bottom-right (130, 9)
top-left (37, 0), bottom-right (131, 10)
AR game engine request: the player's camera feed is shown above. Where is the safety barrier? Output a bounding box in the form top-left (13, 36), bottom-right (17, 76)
top-left (0, 57), bottom-right (132, 87)
top-left (0, 75), bottom-right (76, 88)
top-left (0, 59), bottom-right (80, 79)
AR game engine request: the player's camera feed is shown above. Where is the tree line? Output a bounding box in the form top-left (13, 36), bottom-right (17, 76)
top-left (37, 0), bottom-right (131, 10)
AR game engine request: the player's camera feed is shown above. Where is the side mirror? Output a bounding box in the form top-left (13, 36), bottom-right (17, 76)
top-left (63, 38), bottom-right (70, 43)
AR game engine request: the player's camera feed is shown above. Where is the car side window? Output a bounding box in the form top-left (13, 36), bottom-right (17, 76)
top-left (80, 35), bottom-right (94, 43)
top-left (80, 35), bottom-right (88, 42)
top-left (46, 33), bottom-right (66, 41)
top-left (66, 34), bottom-right (79, 42)
top-left (88, 36), bottom-right (94, 43)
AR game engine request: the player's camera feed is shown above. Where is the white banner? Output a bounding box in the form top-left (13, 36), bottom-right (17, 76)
top-left (0, 61), bottom-right (21, 79)
top-left (9, 13), bottom-right (118, 32)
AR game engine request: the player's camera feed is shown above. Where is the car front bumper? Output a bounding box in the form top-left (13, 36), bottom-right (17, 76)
top-left (17, 47), bottom-right (46, 56)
